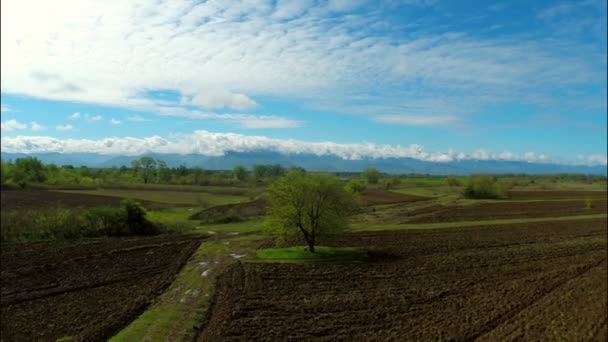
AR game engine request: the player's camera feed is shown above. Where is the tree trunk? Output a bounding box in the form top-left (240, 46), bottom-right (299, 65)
top-left (308, 240), bottom-right (315, 253)
top-left (308, 233), bottom-right (316, 253)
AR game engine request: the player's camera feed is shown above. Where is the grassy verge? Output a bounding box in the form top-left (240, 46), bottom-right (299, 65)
top-left (110, 233), bottom-right (264, 342)
top-left (350, 214), bottom-right (608, 232)
top-left (256, 246), bottom-right (365, 263)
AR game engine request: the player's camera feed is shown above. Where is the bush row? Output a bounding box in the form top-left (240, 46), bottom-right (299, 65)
top-left (1, 200), bottom-right (162, 243)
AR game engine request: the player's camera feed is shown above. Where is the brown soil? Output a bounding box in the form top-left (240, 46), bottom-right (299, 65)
top-left (189, 189), bottom-right (428, 223)
top-left (190, 198), bottom-right (266, 222)
top-left (1, 235), bottom-right (204, 341)
top-left (199, 218), bottom-right (607, 341)
top-left (0, 189), bottom-right (169, 210)
top-left (360, 188), bottom-right (428, 206)
top-left (507, 190), bottom-right (607, 200)
top-left (402, 199), bottom-right (607, 224)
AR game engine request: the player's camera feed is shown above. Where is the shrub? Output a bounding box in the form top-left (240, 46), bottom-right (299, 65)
top-left (84, 207), bottom-right (126, 236)
top-left (462, 175), bottom-right (508, 199)
top-left (584, 197), bottom-right (594, 210)
top-left (345, 179), bottom-right (367, 194)
top-left (121, 199), bottom-right (160, 235)
top-left (200, 208), bottom-right (244, 224)
top-left (0, 200), bottom-right (160, 242)
top-left (362, 168), bottom-right (380, 184)
top-left (445, 177), bottom-right (461, 186)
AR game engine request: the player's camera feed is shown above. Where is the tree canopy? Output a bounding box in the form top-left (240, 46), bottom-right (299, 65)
top-left (265, 170), bottom-right (358, 252)
top-left (362, 167), bottom-right (380, 184)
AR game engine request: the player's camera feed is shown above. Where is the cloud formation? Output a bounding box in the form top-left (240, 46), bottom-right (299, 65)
top-left (30, 121), bottom-right (45, 131)
top-left (375, 114), bottom-right (458, 127)
top-left (55, 124), bottom-right (74, 131)
top-left (1, 0), bottom-right (604, 128)
top-left (1, 119), bottom-right (26, 131)
top-left (1, 131), bottom-right (604, 166)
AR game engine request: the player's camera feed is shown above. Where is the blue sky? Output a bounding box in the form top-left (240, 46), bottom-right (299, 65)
top-left (1, 0), bottom-right (606, 165)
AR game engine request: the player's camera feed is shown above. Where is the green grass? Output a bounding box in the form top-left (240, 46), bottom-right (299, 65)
top-left (195, 219), bottom-right (266, 234)
top-left (111, 234), bottom-right (264, 342)
top-left (56, 189), bottom-right (249, 206)
top-left (256, 246), bottom-right (365, 263)
top-left (350, 213), bottom-right (607, 232)
top-left (390, 187), bottom-right (455, 198)
top-left (398, 178), bottom-right (448, 186)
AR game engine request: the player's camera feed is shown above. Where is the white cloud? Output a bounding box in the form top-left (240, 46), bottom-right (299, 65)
top-left (2, 130), bottom-right (604, 165)
top-left (0, 104), bottom-right (9, 112)
top-left (127, 115), bottom-right (151, 122)
top-left (88, 114), bottom-right (102, 121)
top-left (184, 90), bottom-right (258, 110)
top-left (30, 121), bottom-right (46, 131)
top-left (70, 112), bottom-right (81, 119)
top-left (1, 119), bottom-right (26, 131)
top-left (153, 108), bottom-right (301, 129)
top-left (577, 154), bottom-right (608, 166)
top-left (110, 118), bottom-right (121, 125)
top-left (56, 124), bottom-right (74, 131)
top-left (0, 0), bottom-right (603, 127)
top-left (374, 114), bottom-right (458, 127)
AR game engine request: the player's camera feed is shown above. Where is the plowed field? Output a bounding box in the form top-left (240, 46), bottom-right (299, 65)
top-left (1, 190), bottom-right (167, 210)
top-left (381, 199), bottom-right (607, 224)
top-left (1, 235), bottom-right (204, 341)
top-left (200, 218), bottom-right (607, 341)
top-left (507, 190), bottom-right (607, 200)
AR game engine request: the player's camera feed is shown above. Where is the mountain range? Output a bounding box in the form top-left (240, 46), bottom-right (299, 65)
top-left (1, 151), bottom-right (606, 175)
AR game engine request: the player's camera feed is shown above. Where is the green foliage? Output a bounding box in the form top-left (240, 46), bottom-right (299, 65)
top-left (445, 177), bottom-right (461, 186)
top-left (200, 208), bottom-right (244, 224)
top-left (11, 157), bottom-right (47, 186)
top-left (0, 200), bottom-right (160, 242)
top-left (584, 197), bottom-right (594, 209)
top-left (131, 156), bottom-right (157, 184)
top-left (345, 179), bottom-right (367, 194)
top-left (362, 167), bottom-right (380, 184)
top-left (462, 175), bottom-right (508, 199)
top-left (232, 165), bottom-right (248, 181)
top-left (380, 176), bottom-right (401, 190)
top-left (265, 170), bottom-right (358, 252)
top-left (256, 246), bottom-right (364, 262)
top-left (252, 164), bottom-right (285, 181)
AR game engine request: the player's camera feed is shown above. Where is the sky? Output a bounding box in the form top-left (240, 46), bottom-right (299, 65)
top-left (1, 0), bottom-right (607, 166)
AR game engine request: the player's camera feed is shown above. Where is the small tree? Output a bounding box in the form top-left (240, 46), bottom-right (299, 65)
top-left (345, 179), bottom-right (366, 194)
top-left (265, 170), bottom-right (358, 252)
top-left (446, 177), bottom-right (461, 186)
top-left (463, 175), bottom-right (508, 199)
top-left (233, 165), bottom-right (248, 182)
top-left (131, 157), bottom-right (157, 184)
top-left (12, 157), bottom-right (47, 186)
top-left (362, 167), bottom-right (380, 184)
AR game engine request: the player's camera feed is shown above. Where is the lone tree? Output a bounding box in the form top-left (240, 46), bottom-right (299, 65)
top-left (131, 156), bottom-right (157, 184)
top-left (265, 170), bottom-right (358, 252)
top-left (233, 165), bottom-right (248, 182)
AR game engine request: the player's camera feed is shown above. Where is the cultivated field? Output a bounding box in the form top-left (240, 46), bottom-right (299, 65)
top-left (0, 189), bottom-right (166, 210)
top-left (200, 218), bottom-right (607, 341)
top-left (1, 181), bottom-right (607, 341)
top-left (1, 235), bottom-right (204, 341)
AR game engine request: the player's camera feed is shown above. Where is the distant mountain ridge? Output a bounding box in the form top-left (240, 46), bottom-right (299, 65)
top-left (1, 151), bottom-right (606, 175)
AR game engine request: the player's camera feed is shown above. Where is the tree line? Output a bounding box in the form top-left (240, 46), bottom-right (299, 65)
top-left (0, 156), bottom-right (294, 187)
